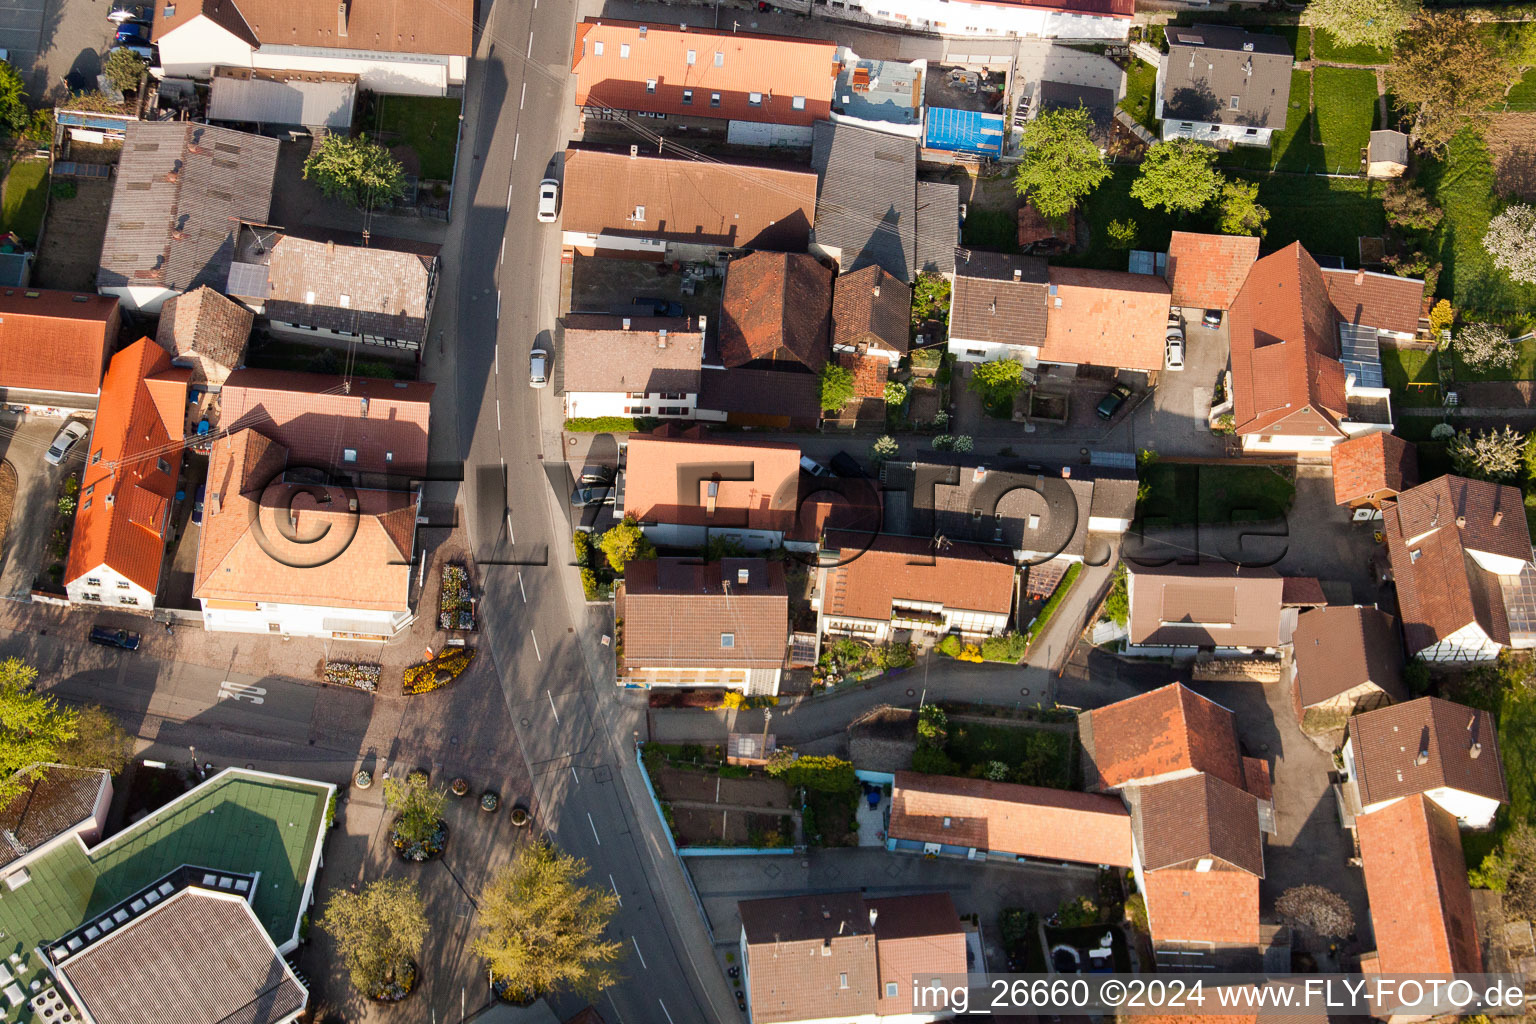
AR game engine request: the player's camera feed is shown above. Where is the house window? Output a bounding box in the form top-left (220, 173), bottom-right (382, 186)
top-left (710, 92), bottom-right (721, 107)
top-left (721, 633), bottom-right (735, 648)
top-left (792, 96), bottom-right (805, 110)
top-left (91, 449), bottom-right (102, 464)
top-left (839, 974), bottom-right (849, 989)
top-left (748, 92), bottom-right (763, 105)
top-left (1245, 127), bottom-right (1259, 135)
top-left (628, 391), bottom-right (647, 399)
top-left (81, 498), bottom-right (90, 511)
top-left (886, 983), bottom-right (899, 998)
top-left (385, 451), bottom-right (394, 463)
top-left (343, 448), bottom-right (358, 462)
top-left (81, 592), bottom-right (101, 602)
top-left (120, 596), bottom-right (138, 606)
top-left (619, 43), bottom-right (630, 58)
top-left (646, 79), bottom-right (657, 93)
top-left (714, 51), bottom-right (724, 66)
top-left (660, 392), bottom-right (685, 400)
top-left (594, 40), bottom-right (604, 55)
top-left (1209, 124), bottom-right (1219, 132)
top-left (86, 577), bottom-right (101, 587)
top-left (83, 484), bottom-right (93, 497)
top-left (686, 48), bottom-right (697, 64)
top-left (682, 89), bottom-right (693, 105)
top-left (1180, 122), bottom-right (1193, 130)
top-left (1229, 95), bottom-right (1239, 110)
top-left (157, 457), bottom-right (169, 474)
top-left (268, 623), bottom-right (282, 633)
top-left (116, 581), bottom-right (129, 589)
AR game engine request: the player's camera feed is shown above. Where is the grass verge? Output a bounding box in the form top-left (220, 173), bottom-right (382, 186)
top-left (1, 159), bottom-right (48, 245)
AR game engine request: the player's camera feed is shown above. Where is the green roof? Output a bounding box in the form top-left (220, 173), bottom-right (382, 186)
top-left (0, 770), bottom-right (330, 1024)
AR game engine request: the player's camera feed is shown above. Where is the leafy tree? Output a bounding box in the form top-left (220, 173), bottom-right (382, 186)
top-left (911, 273), bottom-right (952, 326)
top-left (1454, 322), bottom-right (1517, 371)
top-left (911, 745), bottom-right (958, 775)
top-left (1450, 426), bottom-right (1526, 481)
top-left (883, 381), bottom-right (907, 406)
top-left (302, 133), bottom-right (408, 209)
top-left (23, 108), bottom-right (53, 146)
top-left (0, 659), bottom-right (78, 803)
top-left (1483, 203), bottom-right (1536, 285)
top-left (0, 61), bottom-right (27, 133)
top-left (101, 48), bottom-right (148, 95)
top-left (1106, 219), bottom-right (1138, 250)
top-left (1012, 106), bottom-right (1109, 220)
top-left (968, 359), bottom-right (1029, 401)
top-left (871, 435), bottom-right (899, 460)
top-left (1471, 821), bottom-right (1536, 921)
top-left (1389, 12), bottom-right (1517, 152)
top-left (55, 705), bottom-right (132, 775)
top-left (598, 516), bottom-right (655, 574)
top-left (1306, 0), bottom-right (1419, 49)
top-left (1404, 658), bottom-right (1431, 694)
top-left (320, 878), bottom-right (429, 998)
top-left (1427, 299), bottom-right (1454, 336)
top-left (1382, 180), bottom-right (1443, 233)
top-left (1276, 885), bottom-right (1355, 939)
top-left (1130, 140), bottom-right (1225, 214)
top-left (917, 704), bottom-right (948, 748)
top-left (383, 775), bottom-right (446, 847)
top-left (1102, 564), bottom-right (1129, 627)
top-left (1215, 178), bottom-right (1270, 236)
top-left (473, 841), bottom-right (622, 1000)
top-left (819, 363), bottom-right (855, 412)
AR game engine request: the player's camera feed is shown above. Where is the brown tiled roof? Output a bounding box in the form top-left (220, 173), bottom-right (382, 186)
top-left (1330, 432), bottom-right (1417, 505)
top-left (252, 234), bottom-right (437, 347)
top-left (57, 888), bottom-right (307, 1024)
top-left (889, 771), bottom-right (1133, 866)
top-left (1041, 266), bottom-right (1172, 371)
top-left (1357, 793), bottom-right (1482, 973)
top-left (0, 288), bottom-right (118, 397)
top-left (1078, 682), bottom-right (1244, 791)
top-left (194, 430), bottom-right (416, 612)
top-left (1293, 606), bottom-right (1406, 708)
top-left (562, 148), bottom-right (816, 252)
top-left (154, 286), bottom-right (252, 389)
top-left (573, 20), bottom-right (835, 126)
top-left (1135, 773), bottom-right (1264, 875)
top-left (831, 265), bottom-right (910, 355)
top-left (624, 430), bottom-right (801, 532)
top-left (1347, 696), bottom-right (1508, 808)
top-left (740, 891), bottom-right (964, 1024)
top-left (153, 0), bottom-right (472, 56)
top-left (718, 252), bottom-right (832, 371)
top-left (696, 367), bottom-right (822, 425)
top-left (1165, 231), bottom-right (1259, 310)
top-left (1321, 267), bottom-right (1424, 336)
top-left (1127, 562), bottom-right (1289, 649)
top-left (0, 764), bottom-right (109, 870)
top-left (64, 340), bottom-right (189, 593)
top-left (1280, 576), bottom-right (1326, 607)
top-left (949, 251), bottom-right (1049, 346)
top-left (821, 532), bottom-right (1016, 621)
top-left (1383, 475), bottom-right (1531, 654)
top-left (1142, 864), bottom-right (1261, 947)
top-left (1229, 242), bottom-right (1348, 438)
top-left (620, 559), bottom-right (788, 669)
top-left (560, 315), bottom-right (703, 394)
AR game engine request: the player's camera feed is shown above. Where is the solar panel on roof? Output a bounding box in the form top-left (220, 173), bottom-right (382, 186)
top-left (1339, 323), bottom-right (1385, 389)
top-left (226, 261), bottom-right (269, 297)
top-left (1503, 563), bottom-right (1536, 636)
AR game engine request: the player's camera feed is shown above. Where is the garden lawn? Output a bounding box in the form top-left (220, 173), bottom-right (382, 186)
top-left (1312, 67), bottom-right (1377, 173)
top-left (1499, 68), bottom-right (1536, 112)
top-left (944, 720), bottom-right (1075, 789)
top-left (1450, 339), bottom-right (1536, 382)
top-left (1, 159), bottom-right (48, 245)
top-left (1420, 129), bottom-right (1536, 324)
top-left (1252, 172), bottom-right (1386, 267)
top-left (1059, 166), bottom-right (1179, 270)
top-left (1118, 58), bottom-right (1160, 133)
top-left (1380, 346), bottom-right (1441, 406)
top-left (375, 95), bottom-right (462, 181)
top-left (1311, 29), bottom-right (1391, 65)
top-left (1138, 463), bottom-right (1296, 526)
top-left (961, 207), bottom-right (1018, 253)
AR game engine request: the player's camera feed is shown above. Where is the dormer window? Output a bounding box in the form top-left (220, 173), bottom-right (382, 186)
top-left (721, 633), bottom-right (735, 648)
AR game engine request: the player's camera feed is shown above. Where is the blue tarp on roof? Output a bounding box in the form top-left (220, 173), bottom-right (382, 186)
top-left (924, 107), bottom-right (1005, 156)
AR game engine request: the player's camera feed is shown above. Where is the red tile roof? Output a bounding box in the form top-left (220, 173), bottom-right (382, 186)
top-left (820, 532), bottom-right (1016, 621)
top-left (718, 252), bottom-right (832, 371)
top-left (1041, 267), bottom-right (1171, 372)
top-left (65, 340), bottom-right (189, 593)
top-left (1357, 793), bottom-right (1482, 973)
top-left (1142, 863), bottom-right (1260, 947)
top-left (1079, 682), bottom-right (1244, 791)
top-left (1165, 231), bottom-right (1260, 310)
top-left (153, 0), bottom-right (473, 56)
top-left (831, 265), bottom-right (910, 355)
top-left (1321, 267), bottom-right (1424, 336)
top-left (573, 20), bottom-right (835, 127)
top-left (888, 771), bottom-right (1133, 866)
top-left (0, 288), bottom-right (119, 397)
top-left (1229, 242), bottom-right (1348, 438)
top-left (1346, 696), bottom-right (1507, 808)
top-left (624, 429), bottom-right (801, 533)
top-left (1330, 432), bottom-right (1417, 505)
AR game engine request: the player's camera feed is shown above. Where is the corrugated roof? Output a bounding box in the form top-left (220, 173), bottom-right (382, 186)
top-left (0, 765), bottom-right (110, 871)
top-left (1347, 696), bottom-right (1508, 808)
top-left (0, 287), bottom-right (117, 397)
top-left (207, 66), bottom-right (356, 129)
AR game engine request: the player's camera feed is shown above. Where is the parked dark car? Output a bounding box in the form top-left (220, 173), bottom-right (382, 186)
top-left (829, 451), bottom-right (869, 478)
top-left (89, 627), bottom-right (141, 651)
top-left (576, 466), bottom-right (615, 486)
top-left (114, 21), bottom-right (152, 43)
top-left (631, 296), bottom-right (684, 318)
top-left (1202, 309), bottom-right (1223, 329)
top-left (1095, 383), bottom-right (1133, 420)
top-left (570, 486), bottom-right (614, 508)
top-left (191, 484), bottom-right (206, 526)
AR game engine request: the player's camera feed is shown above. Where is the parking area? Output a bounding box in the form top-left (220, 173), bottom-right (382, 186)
top-left (6, 0), bottom-right (118, 102)
top-left (0, 413), bottom-right (81, 598)
top-left (1131, 305), bottom-right (1231, 457)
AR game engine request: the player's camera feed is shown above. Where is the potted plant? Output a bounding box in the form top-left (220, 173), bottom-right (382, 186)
top-left (451, 778), bottom-right (469, 797)
top-left (354, 770), bottom-right (373, 790)
top-left (509, 804), bottom-right (530, 827)
top-left (385, 776), bottom-right (449, 862)
top-left (481, 790), bottom-right (500, 813)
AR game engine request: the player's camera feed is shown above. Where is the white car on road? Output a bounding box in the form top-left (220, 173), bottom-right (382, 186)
top-left (1165, 319), bottom-right (1186, 372)
top-left (44, 421), bottom-right (88, 465)
top-left (536, 179), bottom-right (559, 223)
top-left (529, 347), bottom-right (549, 388)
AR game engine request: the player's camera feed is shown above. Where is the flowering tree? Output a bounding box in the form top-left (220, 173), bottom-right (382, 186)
top-left (1454, 322), bottom-right (1518, 371)
top-left (1484, 204), bottom-right (1536, 285)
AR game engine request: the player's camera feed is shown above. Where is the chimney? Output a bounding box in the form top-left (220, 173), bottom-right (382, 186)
top-left (972, 466), bottom-right (987, 483)
top-left (337, 0), bottom-right (347, 36)
top-left (1415, 727), bottom-right (1430, 766)
top-left (698, 314), bottom-right (708, 335)
top-left (326, 239), bottom-right (335, 256)
top-left (1495, 510), bottom-right (1505, 527)
top-left (658, 329), bottom-right (668, 348)
top-left (821, 907), bottom-right (831, 920)
top-left (1469, 714), bottom-right (1482, 757)
top-left (869, 908), bottom-right (878, 930)
top-left (629, 144), bottom-right (639, 159)
top-left (1012, 268), bottom-right (1021, 282)
top-left (1471, 740), bottom-right (1483, 759)
top-left (1354, 268), bottom-right (1365, 285)
top-left (348, 497), bottom-right (358, 512)
top-left (1061, 466), bottom-right (1071, 478)
top-left (872, 284), bottom-right (880, 298)
top-left (989, 298), bottom-right (996, 314)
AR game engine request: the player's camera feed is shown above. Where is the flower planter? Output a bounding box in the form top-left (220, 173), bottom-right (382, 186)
top-left (324, 661), bottom-right (380, 692)
top-left (406, 769), bottom-right (430, 787)
top-left (354, 770), bottom-right (373, 790)
top-left (510, 805), bottom-right (530, 828)
top-left (369, 959), bottom-right (418, 1003)
top-left (481, 791), bottom-right (500, 813)
top-left (492, 978), bottom-right (538, 1006)
top-left (391, 818), bottom-right (449, 862)
top-left (451, 778), bottom-right (469, 797)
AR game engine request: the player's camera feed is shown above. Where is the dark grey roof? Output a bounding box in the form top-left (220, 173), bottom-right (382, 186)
top-left (98, 122), bottom-right (278, 294)
top-left (1039, 80), bottom-right (1116, 123)
top-left (1163, 25), bottom-right (1294, 131)
top-left (697, 366), bottom-right (821, 421)
top-left (812, 122), bottom-right (954, 281)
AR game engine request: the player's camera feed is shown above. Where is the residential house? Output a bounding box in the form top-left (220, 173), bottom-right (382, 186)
top-left (64, 340), bottom-right (190, 611)
top-left (813, 532), bottom-right (1016, 643)
top-left (97, 123), bottom-right (278, 314)
top-left (739, 891), bottom-right (966, 1024)
top-left (717, 252), bottom-right (833, 372)
top-left (560, 147), bottom-right (817, 261)
top-left (193, 371), bottom-right (432, 639)
top-left (1038, 266), bottom-right (1173, 373)
top-left (1164, 231), bottom-right (1259, 315)
top-left (817, 0), bottom-right (1132, 41)
top-left (1331, 432), bottom-right (1417, 513)
top-left (1357, 793), bottom-right (1483, 977)
top-left (946, 251), bottom-right (1049, 364)
top-left (562, 315), bottom-right (704, 421)
top-left (887, 771), bottom-right (1134, 867)
top-left (696, 367), bottom-right (823, 429)
top-left (831, 266), bottom-right (911, 368)
top-left (154, 285), bottom-right (253, 392)
top-left (0, 288), bottom-right (120, 415)
top-left (1383, 474), bottom-right (1536, 661)
top-left (829, 50), bottom-right (925, 136)
top-left (620, 428), bottom-right (801, 549)
top-left (207, 67), bottom-right (358, 131)
top-left (1290, 605), bottom-right (1405, 725)
top-left (0, 767), bottom-right (331, 1024)
top-left (1158, 27), bottom-right (1293, 147)
top-left (619, 558), bottom-right (789, 695)
top-left (1229, 243), bottom-right (1419, 452)
top-left (226, 226), bottom-right (440, 353)
top-left (153, 0), bottom-right (472, 95)
top-left (809, 122), bottom-right (959, 283)
top-left (1079, 683), bottom-right (1273, 966)
top-left (1124, 562), bottom-right (1314, 656)
top-left (1341, 696), bottom-right (1507, 830)
top-left (572, 20), bottom-right (835, 146)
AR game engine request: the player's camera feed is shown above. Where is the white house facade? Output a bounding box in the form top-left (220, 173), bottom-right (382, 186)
top-left (199, 598), bottom-right (414, 642)
top-left (67, 563), bottom-right (157, 613)
top-left (819, 0), bottom-right (1131, 41)
top-left (565, 390), bottom-right (699, 421)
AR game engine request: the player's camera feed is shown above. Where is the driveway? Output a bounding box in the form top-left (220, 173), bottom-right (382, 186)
top-left (0, 413), bottom-right (76, 598)
top-left (1129, 305), bottom-right (1229, 458)
top-left (11, 0), bottom-right (116, 102)
top-left (1272, 464), bottom-right (1385, 605)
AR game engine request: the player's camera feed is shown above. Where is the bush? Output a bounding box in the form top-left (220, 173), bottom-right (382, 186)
top-left (1054, 895), bottom-right (1099, 927)
top-left (884, 381), bottom-right (907, 406)
top-left (820, 363), bottom-right (855, 413)
top-left (765, 753), bottom-right (857, 792)
top-left (979, 632), bottom-right (1028, 663)
top-left (50, 180), bottom-right (75, 200)
top-left (1102, 564), bottom-right (1128, 627)
top-left (564, 417), bottom-right (656, 433)
top-left (1428, 299), bottom-right (1454, 336)
top-left (598, 517), bottom-right (656, 573)
top-left (1405, 657), bottom-right (1431, 695)
top-left (937, 635), bottom-right (962, 658)
top-left (1125, 894), bottom-right (1149, 934)
top-left (1430, 423), bottom-right (1457, 441)
top-left (1106, 219), bottom-right (1138, 249)
top-left (871, 435), bottom-right (899, 460)
top-left (911, 745), bottom-right (959, 775)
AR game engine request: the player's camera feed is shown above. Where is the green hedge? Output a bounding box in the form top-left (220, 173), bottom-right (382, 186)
top-left (564, 416), bottom-right (658, 433)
